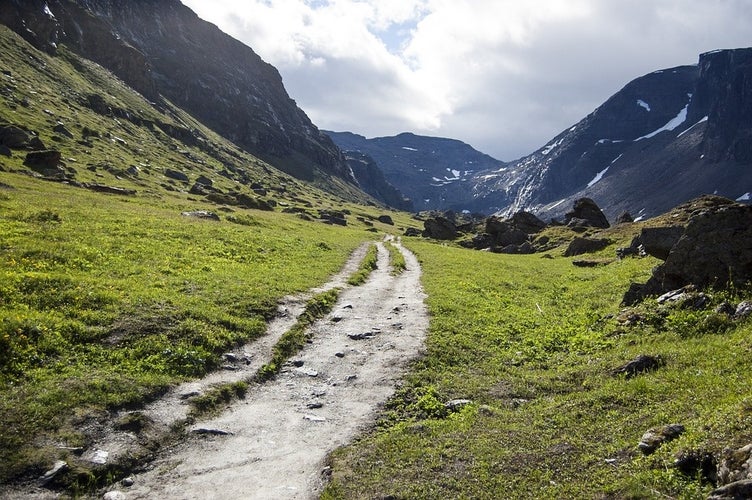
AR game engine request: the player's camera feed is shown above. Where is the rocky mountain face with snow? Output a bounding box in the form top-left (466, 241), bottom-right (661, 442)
top-left (342, 151), bottom-right (414, 211)
top-left (325, 131), bottom-right (505, 212)
top-left (469, 48), bottom-right (752, 221)
top-left (0, 0), bottom-right (353, 185)
top-left (330, 47), bottom-right (752, 221)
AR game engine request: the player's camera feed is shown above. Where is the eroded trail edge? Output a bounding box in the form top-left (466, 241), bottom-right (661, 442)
top-left (122, 240), bottom-right (428, 499)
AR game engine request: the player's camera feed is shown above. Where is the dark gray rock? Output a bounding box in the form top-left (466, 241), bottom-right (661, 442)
top-left (564, 198), bottom-right (610, 229)
top-left (195, 174), bottom-right (213, 187)
top-left (628, 202), bottom-right (752, 303)
top-left (404, 227), bottom-right (421, 237)
top-left (52, 123), bottom-right (73, 138)
top-left (612, 354), bottom-right (663, 378)
top-left (38, 460), bottom-right (68, 486)
top-left (673, 450), bottom-right (717, 484)
top-left (638, 424), bottom-right (685, 455)
top-left (165, 169), bottom-right (189, 182)
top-left (564, 237), bottom-right (611, 257)
top-left (735, 301), bottom-right (752, 319)
top-left (0, 144), bottom-right (11, 157)
top-left (615, 211), bottom-right (634, 224)
top-left (378, 214), bottom-right (395, 225)
top-left (639, 226), bottom-right (685, 261)
top-left (509, 211), bottom-right (547, 234)
top-left (86, 184), bottom-right (136, 196)
top-left (709, 479), bottom-right (752, 500)
top-left (0, 124), bottom-right (30, 148)
top-left (423, 217), bottom-right (457, 240)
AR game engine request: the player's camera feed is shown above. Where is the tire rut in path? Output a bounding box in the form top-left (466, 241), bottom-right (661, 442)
top-left (120, 239), bottom-right (428, 499)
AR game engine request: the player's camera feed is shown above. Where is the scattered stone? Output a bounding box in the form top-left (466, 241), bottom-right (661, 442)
top-left (564, 198), bottom-right (610, 229)
top-left (334, 352), bottom-right (345, 358)
top-left (38, 460), bottom-right (68, 486)
top-left (612, 354), bottom-right (663, 379)
top-left (88, 449), bottom-right (109, 465)
top-left (377, 214), bottom-right (394, 225)
top-left (165, 168), bottom-right (189, 182)
top-left (304, 414), bottom-right (326, 422)
top-left (445, 399), bottom-right (472, 411)
top-left (638, 424), bottom-right (685, 455)
top-left (180, 391), bottom-right (200, 400)
top-left (345, 374), bottom-right (357, 382)
top-left (192, 428), bottom-right (233, 436)
top-left (709, 479), bottom-right (752, 500)
top-left (181, 210), bottom-right (220, 221)
top-left (223, 352), bottom-right (238, 363)
top-left (296, 367), bottom-right (318, 377)
top-left (735, 301), bottom-right (752, 319)
top-left (572, 259), bottom-right (612, 267)
top-left (121, 477), bottom-right (135, 487)
top-left (330, 315), bottom-right (343, 323)
top-left (221, 364), bottom-right (239, 371)
top-left (616, 236), bottom-right (645, 259)
top-left (103, 491), bottom-right (127, 500)
top-left (715, 301), bottom-right (737, 316)
top-left (348, 332), bottom-right (375, 340)
top-left (718, 443), bottom-right (752, 485)
top-left (292, 360), bottom-right (305, 367)
top-left (52, 123), bottom-right (73, 138)
top-left (564, 237), bottom-right (611, 257)
top-left (307, 402), bottom-right (323, 409)
top-left (86, 184), bottom-right (136, 196)
top-left (656, 286), bottom-right (711, 310)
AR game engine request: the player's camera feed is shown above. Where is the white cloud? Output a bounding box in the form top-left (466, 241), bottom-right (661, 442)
top-left (182, 0), bottom-right (752, 160)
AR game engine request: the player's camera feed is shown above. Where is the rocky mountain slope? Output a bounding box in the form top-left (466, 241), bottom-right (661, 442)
top-left (326, 131), bottom-right (505, 212)
top-left (332, 48), bottom-right (752, 222)
top-left (0, 0), bottom-right (355, 188)
top-left (468, 48), bottom-right (752, 220)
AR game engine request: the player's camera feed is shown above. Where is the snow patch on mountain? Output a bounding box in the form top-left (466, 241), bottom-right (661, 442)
top-left (637, 99), bottom-right (651, 111)
top-left (677, 116), bottom-right (709, 137)
top-left (635, 103), bottom-right (689, 141)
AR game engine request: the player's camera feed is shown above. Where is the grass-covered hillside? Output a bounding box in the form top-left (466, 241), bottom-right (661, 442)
top-left (323, 236), bottom-right (752, 499)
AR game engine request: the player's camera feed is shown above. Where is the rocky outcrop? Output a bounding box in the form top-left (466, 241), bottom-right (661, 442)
top-left (1, 0), bottom-right (354, 186)
top-left (623, 197), bottom-right (752, 304)
top-left (564, 198), bottom-right (610, 229)
top-left (423, 217), bottom-right (457, 240)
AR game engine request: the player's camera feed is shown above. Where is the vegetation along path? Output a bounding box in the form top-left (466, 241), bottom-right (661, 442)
top-left (117, 239), bottom-right (428, 499)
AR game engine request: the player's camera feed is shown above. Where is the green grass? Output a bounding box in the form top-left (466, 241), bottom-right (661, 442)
top-left (0, 174), bottom-right (370, 481)
top-left (346, 243), bottom-right (379, 286)
top-left (384, 240), bottom-right (406, 275)
top-left (322, 241), bottom-right (752, 499)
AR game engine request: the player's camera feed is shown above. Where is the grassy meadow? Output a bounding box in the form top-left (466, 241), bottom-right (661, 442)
top-left (323, 239), bottom-right (752, 499)
top-left (0, 173), bottom-right (383, 481)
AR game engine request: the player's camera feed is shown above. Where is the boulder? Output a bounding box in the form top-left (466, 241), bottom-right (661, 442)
top-left (626, 202), bottom-right (752, 303)
top-left (0, 145), bottom-right (11, 157)
top-left (639, 226), bottom-right (685, 260)
top-left (404, 227), bottom-right (421, 237)
top-left (165, 168), bottom-right (189, 182)
top-left (181, 210), bottom-right (220, 221)
top-left (0, 124), bottom-right (30, 148)
top-left (709, 480), bottom-right (752, 500)
top-left (612, 354), bottom-right (663, 379)
top-left (509, 211), bottom-right (547, 234)
top-left (52, 123), bottom-right (73, 138)
top-left (717, 443), bottom-right (752, 485)
top-left (423, 217), bottom-right (457, 240)
top-left (24, 150), bottom-right (62, 174)
top-left (377, 215), bottom-right (394, 225)
top-left (563, 237), bottom-right (611, 257)
top-left (564, 198), bottom-right (610, 228)
top-left (615, 211), bottom-right (634, 224)
top-left (638, 424), bottom-right (685, 455)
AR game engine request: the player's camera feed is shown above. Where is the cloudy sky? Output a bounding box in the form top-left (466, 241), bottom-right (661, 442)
top-left (181, 0), bottom-right (751, 161)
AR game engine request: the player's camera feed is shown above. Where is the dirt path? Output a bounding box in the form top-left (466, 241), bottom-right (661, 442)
top-left (110, 238), bottom-right (427, 499)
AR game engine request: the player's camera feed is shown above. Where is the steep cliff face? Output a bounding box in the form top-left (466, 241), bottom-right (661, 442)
top-left (0, 0), bottom-right (353, 185)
